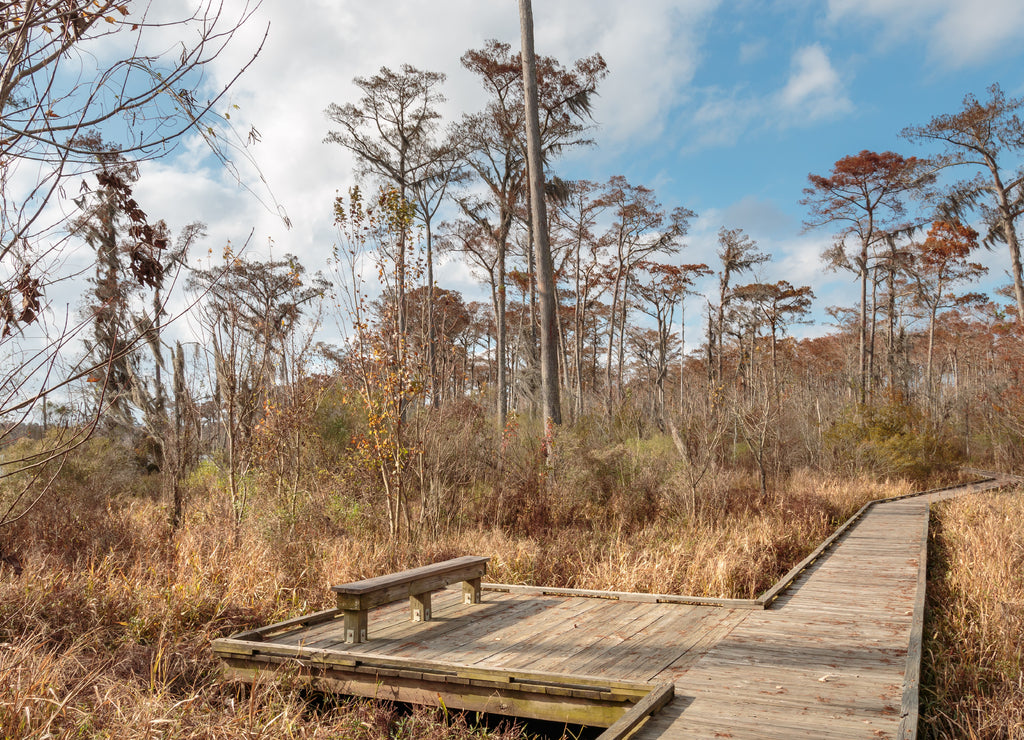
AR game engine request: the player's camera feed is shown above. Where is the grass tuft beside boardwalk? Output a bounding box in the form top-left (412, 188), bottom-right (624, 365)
top-left (920, 487), bottom-right (1024, 740)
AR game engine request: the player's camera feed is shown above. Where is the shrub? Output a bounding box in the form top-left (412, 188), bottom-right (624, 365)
top-left (824, 400), bottom-right (962, 484)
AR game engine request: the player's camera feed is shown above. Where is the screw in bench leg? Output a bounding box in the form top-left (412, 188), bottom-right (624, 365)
top-left (410, 591), bottom-right (432, 622)
top-left (463, 578), bottom-right (482, 605)
top-left (343, 609), bottom-right (367, 643)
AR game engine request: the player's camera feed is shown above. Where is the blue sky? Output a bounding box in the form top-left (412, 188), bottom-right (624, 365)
top-left (131, 0), bottom-right (1024, 346)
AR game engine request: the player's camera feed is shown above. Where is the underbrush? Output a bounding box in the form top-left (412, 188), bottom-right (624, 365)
top-left (920, 488), bottom-right (1024, 739)
top-left (824, 400), bottom-right (965, 484)
top-left (0, 427), bottom-right (936, 739)
top-left (0, 627), bottom-right (526, 739)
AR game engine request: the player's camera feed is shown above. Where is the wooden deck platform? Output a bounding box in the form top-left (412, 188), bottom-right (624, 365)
top-left (213, 475), bottom-right (1017, 738)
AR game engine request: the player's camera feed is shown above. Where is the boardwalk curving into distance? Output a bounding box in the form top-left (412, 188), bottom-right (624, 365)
top-left (213, 474), bottom-right (1018, 739)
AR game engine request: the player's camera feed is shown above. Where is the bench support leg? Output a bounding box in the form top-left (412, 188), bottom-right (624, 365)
top-left (342, 609), bottom-right (367, 644)
top-left (410, 591), bottom-right (431, 622)
top-left (463, 577), bottom-right (482, 604)
top-left (407, 593), bottom-right (432, 622)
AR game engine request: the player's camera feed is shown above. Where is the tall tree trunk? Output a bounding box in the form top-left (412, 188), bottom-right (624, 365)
top-left (573, 261), bottom-right (585, 419)
top-left (655, 313), bottom-right (668, 421)
top-left (615, 272), bottom-right (629, 395)
top-left (716, 300), bottom-right (726, 389)
top-left (706, 303), bottom-right (715, 405)
top-left (678, 301), bottom-right (685, 416)
top-left (425, 218), bottom-right (439, 408)
top-left (926, 305), bottom-right (937, 415)
top-left (554, 287), bottom-right (570, 420)
top-left (520, 0), bottom-right (561, 428)
top-left (171, 341), bottom-right (186, 529)
top-left (885, 235), bottom-right (897, 394)
top-left (397, 181), bottom-right (408, 421)
top-left (990, 164), bottom-right (1024, 328)
top-left (858, 246), bottom-right (868, 406)
top-left (526, 210), bottom-right (539, 416)
top-left (868, 267), bottom-right (878, 404)
top-left (494, 255), bottom-right (508, 428)
top-left (605, 269), bottom-right (622, 410)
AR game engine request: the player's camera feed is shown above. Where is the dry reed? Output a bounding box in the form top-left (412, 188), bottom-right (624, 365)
top-left (0, 430), bottom-right (957, 739)
top-left (919, 488), bottom-right (1024, 739)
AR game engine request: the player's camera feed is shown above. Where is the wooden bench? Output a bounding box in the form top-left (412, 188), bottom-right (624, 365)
top-left (330, 556), bottom-right (490, 644)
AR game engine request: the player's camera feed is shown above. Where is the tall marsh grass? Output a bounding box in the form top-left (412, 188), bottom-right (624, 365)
top-left (0, 424), bottom-right (993, 739)
top-left (920, 488), bottom-right (1024, 739)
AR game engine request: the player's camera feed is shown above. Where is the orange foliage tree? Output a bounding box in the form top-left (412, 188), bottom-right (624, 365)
top-left (803, 150), bottom-right (931, 404)
top-left (910, 220), bottom-right (987, 410)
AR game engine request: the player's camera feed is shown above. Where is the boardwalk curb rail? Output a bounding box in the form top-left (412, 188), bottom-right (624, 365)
top-left (596, 683), bottom-right (675, 740)
top-left (896, 500), bottom-right (931, 740)
top-left (483, 583), bottom-right (761, 609)
top-left (485, 473), bottom-right (1008, 613)
top-left (756, 474), bottom-right (998, 608)
top-left (211, 636), bottom-right (668, 727)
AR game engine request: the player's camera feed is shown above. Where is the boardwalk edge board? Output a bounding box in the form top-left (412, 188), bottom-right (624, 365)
top-left (596, 683), bottom-right (675, 740)
top-left (229, 607), bottom-right (342, 642)
top-left (896, 502), bottom-right (932, 740)
top-left (490, 472), bottom-right (1014, 611)
top-left (482, 583), bottom-right (760, 609)
top-left (756, 472), bottom-right (1007, 607)
top-left (211, 637), bottom-right (668, 727)
top-left (211, 637), bottom-right (656, 696)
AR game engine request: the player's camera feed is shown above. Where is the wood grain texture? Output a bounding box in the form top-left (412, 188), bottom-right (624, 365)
top-left (597, 683), bottom-right (675, 740)
top-left (331, 555), bottom-right (489, 611)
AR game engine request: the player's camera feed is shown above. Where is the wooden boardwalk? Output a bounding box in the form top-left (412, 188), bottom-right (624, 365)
top-left (213, 475), bottom-right (1016, 738)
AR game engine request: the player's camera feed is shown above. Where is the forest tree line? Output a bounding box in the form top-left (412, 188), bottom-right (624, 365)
top-left (4, 30), bottom-right (1024, 541)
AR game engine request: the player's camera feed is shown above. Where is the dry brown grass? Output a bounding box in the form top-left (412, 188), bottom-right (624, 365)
top-left (0, 429), bottom-right (922, 739)
top-left (0, 445), bottom-right (535, 739)
top-left (920, 488), bottom-right (1024, 740)
top-left (0, 504), bottom-right (532, 740)
top-left (470, 466), bottom-right (908, 597)
top-left (0, 628), bottom-right (529, 739)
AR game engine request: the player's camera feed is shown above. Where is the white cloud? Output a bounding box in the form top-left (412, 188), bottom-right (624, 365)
top-left (826, 0), bottom-right (1024, 68)
top-left (176, 0), bottom-right (723, 269)
top-left (686, 198), bottom-right (845, 288)
top-left (682, 44), bottom-right (851, 151)
top-left (537, 0), bottom-right (719, 143)
top-left (774, 236), bottom-right (832, 287)
top-left (777, 44), bottom-right (853, 122)
top-left (719, 196), bottom-right (797, 240)
top-left (115, 0), bottom-right (733, 340)
top-left (739, 38), bottom-right (768, 64)
top-left (689, 89), bottom-right (760, 149)
top-left (930, 0), bottom-right (1024, 67)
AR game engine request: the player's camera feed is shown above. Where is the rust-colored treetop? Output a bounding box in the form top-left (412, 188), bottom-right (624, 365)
top-left (902, 83), bottom-right (1024, 163)
top-left (803, 150), bottom-right (925, 223)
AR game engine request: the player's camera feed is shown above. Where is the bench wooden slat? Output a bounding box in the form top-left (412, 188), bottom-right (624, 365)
top-left (332, 556), bottom-right (489, 595)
